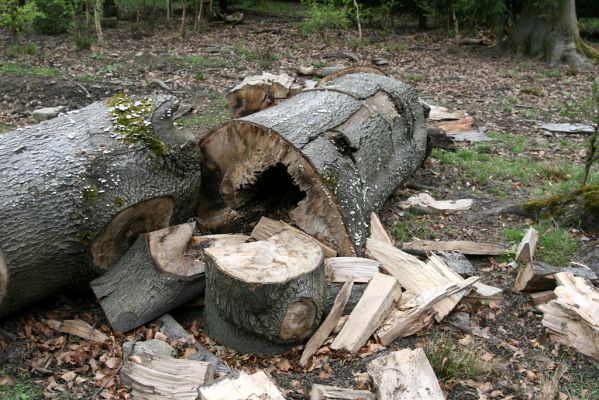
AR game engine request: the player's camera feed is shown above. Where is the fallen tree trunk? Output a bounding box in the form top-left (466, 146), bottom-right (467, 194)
top-left (0, 95), bottom-right (202, 317)
top-left (204, 230), bottom-right (327, 354)
top-left (198, 71), bottom-right (428, 255)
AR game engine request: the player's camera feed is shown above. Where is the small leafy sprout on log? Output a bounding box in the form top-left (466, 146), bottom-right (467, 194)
top-left (106, 93), bottom-right (168, 157)
top-left (113, 196), bottom-right (126, 208)
top-left (82, 184), bottom-right (99, 203)
top-left (322, 165), bottom-right (338, 190)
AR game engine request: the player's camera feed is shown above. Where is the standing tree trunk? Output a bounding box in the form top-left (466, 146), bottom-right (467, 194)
top-left (0, 95), bottom-right (202, 317)
top-left (509, 0), bottom-right (599, 68)
top-left (198, 71), bottom-right (428, 256)
top-left (94, 0), bottom-right (104, 44)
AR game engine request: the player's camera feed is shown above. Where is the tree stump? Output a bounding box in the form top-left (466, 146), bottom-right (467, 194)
top-left (0, 95), bottom-right (202, 317)
top-left (198, 71), bottom-right (428, 256)
top-left (203, 230), bottom-right (326, 354)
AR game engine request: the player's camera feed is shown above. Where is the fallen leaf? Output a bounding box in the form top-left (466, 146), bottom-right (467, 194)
top-left (276, 359), bottom-right (292, 372)
top-left (154, 331), bottom-right (168, 342)
top-left (61, 371), bottom-right (77, 383)
top-left (0, 375), bottom-right (15, 386)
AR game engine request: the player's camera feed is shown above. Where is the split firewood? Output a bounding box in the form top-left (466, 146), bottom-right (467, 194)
top-left (425, 103), bottom-right (468, 121)
top-left (199, 371), bottom-right (285, 400)
top-left (515, 227), bottom-right (539, 264)
top-left (297, 65), bottom-right (344, 77)
top-left (122, 353), bottom-right (214, 399)
top-left (325, 257), bottom-right (380, 283)
top-left (310, 384), bottom-right (375, 400)
top-left (90, 223), bottom-right (209, 333)
top-left (198, 70), bottom-right (428, 255)
top-left (529, 290), bottom-right (556, 305)
top-left (366, 239), bottom-right (471, 322)
top-left (367, 348), bottom-right (444, 400)
top-left (45, 319), bottom-right (109, 342)
top-left (300, 278), bottom-right (354, 367)
top-left (375, 277), bottom-right (479, 345)
top-left (0, 95), bottom-right (202, 317)
top-left (438, 116), bottom-right (475, 134)
top-left (250, 216), bottom-right (337, 257)
top-left (539, 272), bottom-right (599, 362)
top-left (204, 230), bottom-right (327, 354)
top-left (402, 240), bottom-right (506, 255)
top-left (398, 192), bottom-right (473, 213)
top-left (369, 212), bottom-right (393, 245)
top-left (331, 273), bottom-right (401, 354)
top-left (227, 73), bottom-right (300, 117)
top-left (514, 261), bottom-right (598, 292)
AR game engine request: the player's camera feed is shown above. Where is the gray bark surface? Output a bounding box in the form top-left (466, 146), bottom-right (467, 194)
top-left (90, 235), bottom-right (205, 333)
top-left (0, 96), bottom-right (202, 317)
top-left (199, 72), bottom-right (427, 254)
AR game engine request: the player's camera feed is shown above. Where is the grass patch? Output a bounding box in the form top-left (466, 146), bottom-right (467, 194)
top-left (0, 375), bottom-right (44, 400)
top-left (0, 122), bottom-right (14, 134)
top-left (7, 42), bottom-right (38, 57)
top-left (391, 211), bottom-right (434, 242)
top-left (562, 361), bottom-right (599, 399)
top-left (0, 63), bottom-right (61, 77)
top-left (424, 332), bottom-right (494, 382)
top-left (176, 92), bottom-right (230, 130)
top-left (503, 222), bottom-right (577, 266)
top-left (402, 72), bottom-right (424, 83)
top-left (234, 44), bottom-right (277, 69)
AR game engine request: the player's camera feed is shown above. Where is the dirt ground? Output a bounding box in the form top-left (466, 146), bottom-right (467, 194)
top-left (1, 6), bottom-right (598, 400)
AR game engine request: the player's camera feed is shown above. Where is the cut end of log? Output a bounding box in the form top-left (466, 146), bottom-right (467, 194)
top-left (91, 197), bottom-right (175, 271)
top-left (204, 230), bottom-right (323, 284)
top-left (198, 121), bottom-right (354, 255)
top-left (146, 222), bottom-right (204, 278)
top-left (280, 299), bottom-right (317, 341)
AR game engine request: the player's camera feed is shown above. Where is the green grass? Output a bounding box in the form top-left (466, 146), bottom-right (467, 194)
top-left (0, 122), bottom-right (14, 134)
top-left (424, 332), bottom-right (493, 382)
top-left (579, 18), bottom-right (599, 33)
top-left (176, 92), bottom-right (230, 130)
top-left (402, 72), bottom-right (424, 83)
top-left (0, 63), bottom-right (61, 77)
top-left (7, 42), bottom-right (38, 57)
top-left (503, 222), bottom-right (577, 266)
top-left (562, 362), bottom-right (599, 399)
top-left (0, 375), bottom-right (44, 400)
top-left (233, 44), bottom-right (277, 69)
top-left (391, 211), bottom-right (434, 242)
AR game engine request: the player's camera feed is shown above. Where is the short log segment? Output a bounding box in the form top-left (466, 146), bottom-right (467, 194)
top-left (198, 71), bottom-right (428, 256)
top-left (204, 230), bottom-right (327, 354)
top-left (90, 223), bottom-right (206, 333)
top-left (0, 95), bottom-right (202, 317)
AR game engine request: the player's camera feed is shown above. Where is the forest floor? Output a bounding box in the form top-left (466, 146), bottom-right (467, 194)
top-left (1, 5), bottom-right (599, 400)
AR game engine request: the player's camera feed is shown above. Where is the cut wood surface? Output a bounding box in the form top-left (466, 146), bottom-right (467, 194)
top-left (198, 71), bottom-right (428, 255)
top-left (0, 95), bottom-right (202, 317)
top-left (376, 277), bottom-right (479, 345)
top-left (367, 348), bottom-right (444, 400)
top-left (425, 104), bottom-right (468, 121)
top-left (515, 227), bottom-right (539, 264)
top-left (331, 273), bottom-right (400, 354)
top-left (122, 353), bottom-right (214, 400)
top-left (251, 216), bottom-right (337, 257)
top-left (310, 384), bottom-right (375, 400)
top-left (369, 212), bottom-right (393, 245)
top-left (228, 72), bottom-right (299, 118)
top-left (514, 261), bottom-right (598, 292)
top-left (91, 223), bottom-right (207, 333)
top-left (199, 371), bottom-right (285, 400)
top-left (398, 193), bottom-right (473, 213)
top-left (529, 290), bottom-right (556, 305)
top-left (402, 240), bottom-right (506, 255)
top-left (300, 278), bottom-right (354, 367)
top-left (539, 272), bottom-right (599, 362)
top-left (366, 239), bottom-right (469, 322)
top-left (204, 230), bottom-right (327, 353)
top-left (46, 319), bottom-right (109, 342)
top-left (324, 257), bottom-right (380, 283)
top-left (438, 116), bottom-right (475, 134)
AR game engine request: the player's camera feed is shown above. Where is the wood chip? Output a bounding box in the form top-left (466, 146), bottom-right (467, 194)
top-left (402, 240), bottom-right (506, 255)
top-left (325, 257), bottom-right (380, 283)
top-left (369, 212), bottom-right (393, 245)
top-left (398, 193), bottom-right (473, 213)
top-left (310, 384), bottom-right (375, 400)
top-left (515, 227), bottom-right (539, 264)
top-left (45, 319), bottom-right (109, 342)
top-left (199, 371), bottom-right (285, 400)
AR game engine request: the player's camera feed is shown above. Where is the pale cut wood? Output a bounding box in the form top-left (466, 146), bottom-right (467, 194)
top-left (515, 228), bottom-right (539, 264)
top-left (529, 290), bottom-right (556, 306)
top-left (334, 315), bottom-right (349, 334)
top-left (189, 234), bottom-right (250, 250)
top-left (398, 193), bottom-right (473, 213)
top-left (331, 273), bottom-right (401, 354)
top-left (122, 354), bottom-right (214, 400)
top-left (426, 104), bottom-right (468, 121)
top-left (228, 73), bottom-right (298, 118)
top-left (367, 348), bottom-right (444, 400)
top-left (468, 282), bottom-right (503, 300)
top-left (325, 257), bottom-right (380, 283)
top-left (540, 272), bottom-right (599, 362)
top-left (251, 217), bottom-right (337, 257)
top-left (402, 240), bottom-right (506, 255)
top-left (438, 116), bottom-right (475, 134)
top-left (310, 384), bottom-right (375, 400)
top-left (199, 371), bottom-right (285, 400)
top-left (46, 319), bottom-right (108, 342)
top-left (366, 239), bottom-right (464, 322)
top-left (376, 276), bottom-right (479, 345)
top-left (300, 278), bottom-right (354, 367)
top-left (369, 212), bottom-right (393, 245)
top-left (514, 261), bottom-right (598, 292)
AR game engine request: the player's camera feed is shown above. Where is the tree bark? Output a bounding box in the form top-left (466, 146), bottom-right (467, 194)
top-left (198, 71), bottom-right (428, 256)
top-left (0, 96), bottom-right (202, 317)
top-left (508, 0), bottom-right (598, 68)
top-left (203, 230), bottom-right (327, 354)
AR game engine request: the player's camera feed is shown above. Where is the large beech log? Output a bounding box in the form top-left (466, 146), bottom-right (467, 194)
top-left (0, 96), bottom-right (202, 317)
top-left (198, 72), bottom-right (428, 256)
top-left (204, 230), bottom-right (326, 354)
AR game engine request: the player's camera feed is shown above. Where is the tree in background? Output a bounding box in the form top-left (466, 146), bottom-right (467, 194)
top-left (0, 0), bottom-right (40, 37)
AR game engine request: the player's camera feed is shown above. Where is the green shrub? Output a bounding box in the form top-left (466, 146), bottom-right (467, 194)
top-left (33, 0), bottom-right (74, 34)
top-left (300, 0), bottom-right (350, 37)
top-left (0, 0), bottom-right (41, 36)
